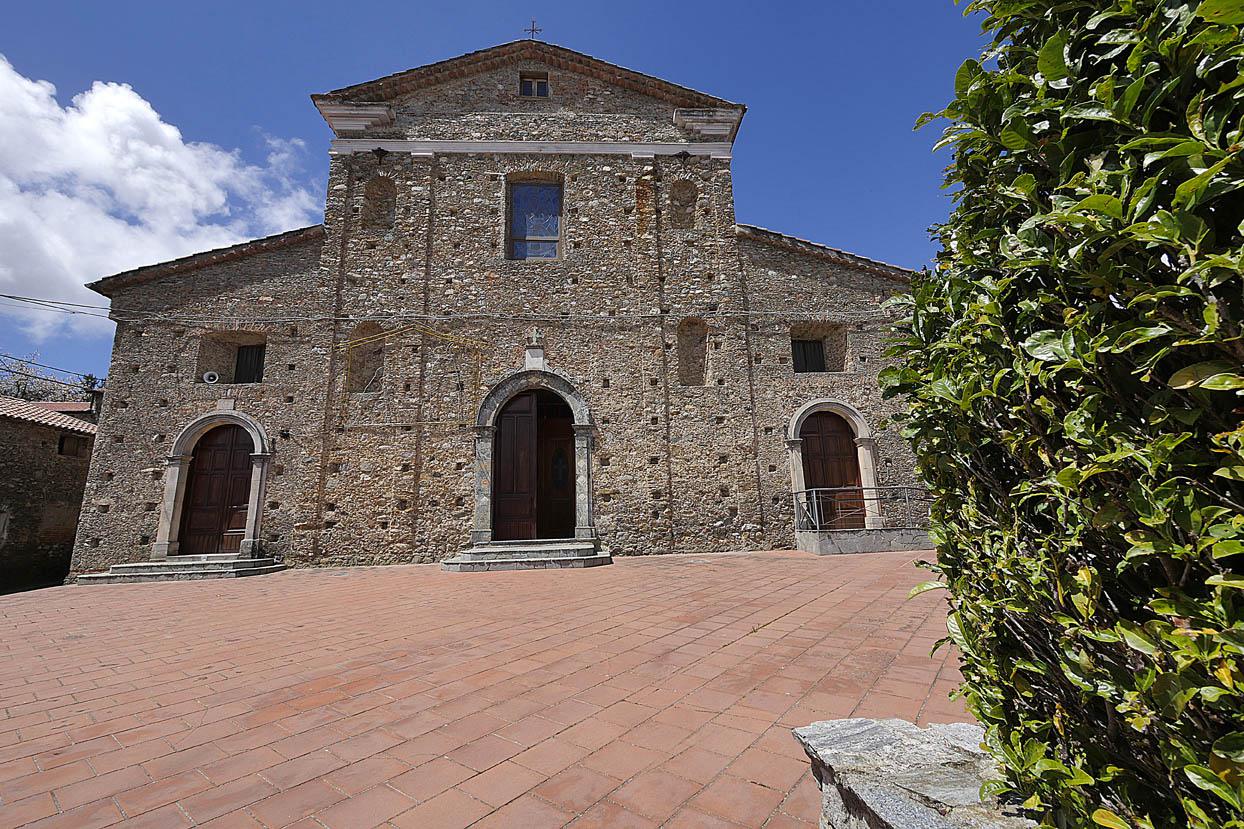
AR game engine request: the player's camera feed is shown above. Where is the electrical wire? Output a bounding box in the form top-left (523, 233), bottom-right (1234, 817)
top-left (0, 354), bottom-right (95, 379)
top-left (0, 366), bottom-right (95, 390)
top-left (0, 292), bottom-right (893, 327)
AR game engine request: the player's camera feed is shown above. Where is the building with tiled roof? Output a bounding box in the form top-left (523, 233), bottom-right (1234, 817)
top-left (1, 396), bottom-right (95, 591)
top-left (0, 396), bottom-right (97, 435)
top-left (30, 399), bottom-right (99, 424)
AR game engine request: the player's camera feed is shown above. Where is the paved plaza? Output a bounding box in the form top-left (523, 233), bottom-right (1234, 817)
top-left (0, 551), bottom-right (966, 828)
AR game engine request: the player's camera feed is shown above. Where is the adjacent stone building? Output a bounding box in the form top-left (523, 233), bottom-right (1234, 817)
top-left (1, 396), bottom-right (96, 591)
top-left (70, 40), bottom-right (921, 578)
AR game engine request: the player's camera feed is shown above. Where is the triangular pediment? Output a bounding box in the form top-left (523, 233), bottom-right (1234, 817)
top-left (313, 40), bottom-right (741, 110)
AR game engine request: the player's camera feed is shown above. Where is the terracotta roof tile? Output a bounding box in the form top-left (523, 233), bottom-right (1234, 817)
top-left (0, 396), bottom-right (97, 435)
top-left (32, 401), bottom-right (93, 413)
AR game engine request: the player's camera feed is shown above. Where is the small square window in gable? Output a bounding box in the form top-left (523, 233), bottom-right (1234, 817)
top-left (519, 71), bottom-right (550, 98)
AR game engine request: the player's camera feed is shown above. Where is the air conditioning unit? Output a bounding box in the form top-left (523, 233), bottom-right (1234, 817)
top-left (202, 371), bottom-right (221, 384)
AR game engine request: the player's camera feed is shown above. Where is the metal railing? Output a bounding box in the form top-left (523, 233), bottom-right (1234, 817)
top-left (793, 486), bottom-right (931, 532)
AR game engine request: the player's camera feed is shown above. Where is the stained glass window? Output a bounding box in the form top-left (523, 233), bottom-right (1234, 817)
top-left (508, 182), bottom-right (561, 259)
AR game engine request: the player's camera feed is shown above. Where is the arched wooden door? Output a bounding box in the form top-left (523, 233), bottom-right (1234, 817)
top-left (493, 390), bottom-right (575, 541)
top-left (799, 412), bottom-right (865, 529)
top-left (179, 425), bottom-right (254, 555)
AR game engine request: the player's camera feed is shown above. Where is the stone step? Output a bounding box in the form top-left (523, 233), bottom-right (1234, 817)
top-left (453, 541), bottom-right (599, 561)
top-left (77, 564), bottom-right (287, 585)
top-left (161, 553), bottom-right (253, 563)
top-left (108, 558), bottom-right (277, 575)
top-left (440, 553), bottom-right (612, 573)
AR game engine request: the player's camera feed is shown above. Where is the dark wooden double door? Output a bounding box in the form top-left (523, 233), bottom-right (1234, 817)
top-left (179, 425), bottom-right (253, 555)
top-left (800, 412), bottom-right (865, 529)
top-left (493, 390), bottom-right (575, 541)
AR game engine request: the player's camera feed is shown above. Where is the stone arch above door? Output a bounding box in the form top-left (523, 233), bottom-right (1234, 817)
top-left (787, 398), bottom-right (872, 444)
top-left (171, 410), bottom-right (271, 457)
top-left (471, 369), bottom-right (595, 545)
top-left (785, 398), bottom-right (881, 529)
top-left (154, 409), bottom-right (272, 559)
top-left (476, 369), bottom-right (591, 428)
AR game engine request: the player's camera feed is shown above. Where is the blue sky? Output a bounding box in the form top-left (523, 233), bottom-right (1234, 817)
top-left (0, 0), bottom-right (984, 381)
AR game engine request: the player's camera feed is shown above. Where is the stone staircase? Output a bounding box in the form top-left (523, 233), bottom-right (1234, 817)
top-left (441, 539), bottom-right (611, 572)
top-left (76, 554), bottom-right (286, 585)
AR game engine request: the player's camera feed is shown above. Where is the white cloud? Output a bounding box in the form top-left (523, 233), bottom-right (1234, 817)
top-left (0, 55), bottom-right (321, 340)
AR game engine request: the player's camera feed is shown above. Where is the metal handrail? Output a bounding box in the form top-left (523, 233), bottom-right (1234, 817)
top-left (793, 485), bottom-right (930, 532)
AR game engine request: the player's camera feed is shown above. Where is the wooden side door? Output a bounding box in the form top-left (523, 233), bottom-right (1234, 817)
top-left (536, 396), bottom-right (575, 539)
top-left (493, 392), bottom-right (537, 540)
top-left (179, 425), bottom-right (254, 554)
top-left (799, 412), bottom-right (865, 529)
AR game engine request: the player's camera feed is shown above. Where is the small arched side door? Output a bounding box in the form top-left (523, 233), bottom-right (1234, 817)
top-left (799, 412), bottom-right (865, 529)
top-left (179, 425), bottom-right (254, 554)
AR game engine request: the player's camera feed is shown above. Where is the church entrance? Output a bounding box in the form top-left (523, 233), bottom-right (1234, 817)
top-left (493, 390), bottom-right (575, 541)
top-left (177, 425), bottom-right (254, 554)
top-left (799, 411), bottom-right (866, 529)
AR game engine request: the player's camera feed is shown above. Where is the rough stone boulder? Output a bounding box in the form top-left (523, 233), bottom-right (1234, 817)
top-left (792, 718), bottom-right (1035, 829)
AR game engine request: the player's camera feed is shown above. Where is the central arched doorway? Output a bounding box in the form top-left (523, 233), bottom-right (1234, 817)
top-left (799, 411), bottom-right (866, 529)
top-left (493, 389), bottom-right (575, 540)
top-left (178, 425), bottom-right (255, 554)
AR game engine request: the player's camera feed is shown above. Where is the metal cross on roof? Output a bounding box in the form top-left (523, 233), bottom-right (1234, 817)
top-left (525, 18), bottom-right (542, 39)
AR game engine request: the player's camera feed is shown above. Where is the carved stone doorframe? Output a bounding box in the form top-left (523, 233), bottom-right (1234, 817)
top-left (786, 398), bottom-right (882, 530)
top-left (153, 407), bottom-right (272, 559)
top-left (471, 356), bottom-right (594, 545)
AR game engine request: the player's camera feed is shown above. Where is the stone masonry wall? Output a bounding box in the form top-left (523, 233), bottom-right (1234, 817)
top-left (1, 419), bottom-right (92, 590)
top-left (381, 59), bottom-right (695, 143)
top-left (737, 236), bottom-right (920, 542)
top-left (70, 238), bottom-right (333, 576)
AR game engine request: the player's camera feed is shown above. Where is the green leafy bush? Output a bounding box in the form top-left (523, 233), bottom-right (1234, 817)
top-left (883, 1), bottom-right (1244, 826)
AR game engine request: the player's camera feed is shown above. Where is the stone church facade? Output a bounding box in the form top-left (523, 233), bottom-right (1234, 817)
top-left (70, 41), bottom-right (919, 578)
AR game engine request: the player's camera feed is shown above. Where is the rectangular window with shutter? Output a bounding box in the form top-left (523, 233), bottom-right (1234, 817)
top-left (57, 434), bottom-right (89, 457)
top-left (234, 344), bottom-right (265, 384)
top-left (792, 339), bottom-right (827, 373)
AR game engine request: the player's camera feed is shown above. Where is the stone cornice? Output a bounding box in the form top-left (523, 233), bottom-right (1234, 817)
top-left (328, 139), bottom-right (733, 160)
top-left (673, 108), bottom-right (744, 142)
top-left (314, 102), bottom-right (395, 135)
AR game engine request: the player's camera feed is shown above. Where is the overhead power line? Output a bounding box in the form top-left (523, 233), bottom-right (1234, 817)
top-left (0, 366), bottom-right (95, 391)
top-left (0, 353), bottom-right (95, 379)
top-left (0, 293), bottom-right (895, 327)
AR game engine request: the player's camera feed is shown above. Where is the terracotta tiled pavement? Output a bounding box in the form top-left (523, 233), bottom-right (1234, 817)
top-left (0, 550), bottom-right (968, 828)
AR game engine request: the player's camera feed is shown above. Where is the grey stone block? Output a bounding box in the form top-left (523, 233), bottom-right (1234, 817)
top-left (796, 529), bottom-right (931, 555)
top-left (792, 718), bottom-right (1034, 829)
